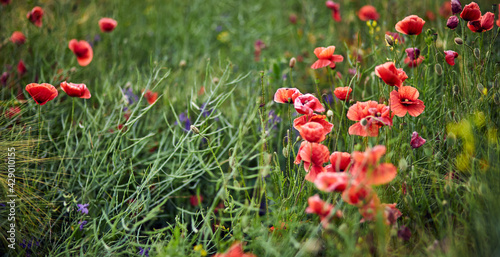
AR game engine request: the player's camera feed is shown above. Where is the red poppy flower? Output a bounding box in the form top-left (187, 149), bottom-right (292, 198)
top-left (439, 1), bottom-right (452, 17)
top-left (17, 60), bottom-right (27, 77)
top-left (325, 1), bottom-right (341, 22)
top-left (214, 243), bottom-right (256, 257)
top-left (99, 18), bottom-right (117, 33)
top-left (347, 101), bottom-right (393, 137)
top-left (311, 46), bottom-right (344, 69)
top-left (60, 81), bottom-right (91, 99)
top-left (25, 83), bottom-right (58, 106)
top-left (294, 141), bottom-right (330, 181)
top-left (444, 50), bottom-right (459, 66)
top-left (299, 122), bottom-right (329, 143)
top-left (1, 0), bottom-right (11, 5)
top-left (410, 131), bottom-right (426, 148)
top-left (349, 145), bottom-right (398, 186)
top-left (10, 31), bottom-right (26, 45)
top-left (451, 0), bottom-right (462, 15)
top-left (342, 180), bottom-right (375, 207)
top-left (68, 39), bottom-right (93, 66)
top-left (306, 194), bottom-right (342, 227)
top-left (189, 195), bottom-right (203, 206)
top-left (467, 12), bottom-right (494, 32)
top-left (460, 2), bottom-right (481, 21)
top-left (426, 11), bottom-right (436, 21)
top-left (395, 15), bottom-right (425, 35)
top-left (447, 16), bottom-right (459, 30)
top-left (375, 62), bottom-right (408, 87)
top-left (5, 107), bottom-right (21, 118)
top-left (327, 151), bottom-right (351, 172)
top-left (273, 88), bottom-right (302, 104)
top-left (144, 90), bottom-right (158, 105)
top-left (358, 5), bottom-right (379, 21)
top-left (27, 6), bottom-right (44, 27)
top-left (333, 87), bottom-right (352, 101)
top-left (381, 203), bottom-right (402, 225)
top-left (294, 94), bottom-right (325, 115)
top-left (293, 114), bottom-right (333, 135)
top-left (314, 172), bottom-right (349, 192)
top-left (404, 48), bottom-right (424, 68)
top-left (390, 86), bottom-right (425, 117)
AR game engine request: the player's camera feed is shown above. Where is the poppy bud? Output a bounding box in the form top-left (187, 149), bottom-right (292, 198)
top-left (190, 125), bottom-right (200, 134)
top-left (282, 146), bottom-right (289, 158)
top-left (212, 77), bottom-right (219, 84)
top-left (446, 16), bottom-right (459, 30)
top-left (434, 64), bottom-right (442, 76)
top-left (360, 118), bottom-right (368, 126)
top-left (473, 48), bottom-right (480, 59)
top-left (385, 34), bottom-right (394, 46)
top-left (179, 60), bottom-right (187, 67)
top-left (326, 110), bottom-right (333, 117)
top-left (454, 37), bottom-right (463, 45)
top-left (451, 0), bottom-right (462, 15)
top-left (289, 57), bottom-right (296, 68)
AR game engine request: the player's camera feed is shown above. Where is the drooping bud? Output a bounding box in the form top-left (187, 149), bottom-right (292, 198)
top-left (474, 48), bottom-right (480, 59)
top-left (434, 64), bottom-right (443, 76)
top-left (190, 125), bottom-right (200, 134)
top-left (446, 16), bottom-right (459, 30)
top-left (454, 37), bottom-right (463, 45)
top-left (289, 57), bottom-right (296, 68)
top-left (326, 110), bottom-right (334, 117)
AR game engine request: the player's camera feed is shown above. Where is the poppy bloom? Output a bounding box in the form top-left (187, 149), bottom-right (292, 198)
top-left (349, 145), bottom-right (398, 186)
top-left (404, 48), bottom-right (424, 68)
top-left (447, 16), bottom-right (459, 30)
top-left (1, 0), bottom-right (11, 5)
top-left (426, 11), bottom-right (436, 21)
top-left (10, 31), bottom-right (26, 45)
top-left (342, 180), bottom-right (375, 206)
top-left (395, 15), bottom-right (425, 35)
top-left (294, 141), bottom-right (330, 181)
top-left (326, 1), bottom-right (341, 22)
top-left (144, 90), bottom-right (158, 105)
top-left (439, 1), bottom-right (452, 17)
top-left (294, 94), bottom-right (325, 115)
top-left (390, 86), bottom-right (425, 117)
top-left (347, 101), bottom-right (393, 137)
top-left (27, 6), bottom-right (44, 27)
top-left (293, 114), bottom-right (333, 135)
top-left (214, 243), bottom-right (256, 257)
top-left (299, 122), bottom-right (330, 143)
top-left (68, 39), bottom-right (93, 66)
top-left (410, 131), bottom-right (426, 148)
top-left (5, 107), bottom-right (21, 118)
top-left (314, 172), bottom-right (349, 192)
top-left (333, 87), bottom-right (352, 101)
top-left (306, 194), bottom-right (342, 227)
top-left (467, 12), bottom-right (494, 32)
top-left (451, 0), bottom-right (462, 15)
top-left (375, 62), bottom-right (408, 87)
top-left (17, 60), bottom-right (27, 76)
top-left (189, 195), bottom-right (203, 206)
top-left (444, 50), bottom-right (459, 66)
top-left (25, 83), bottom-right (58, 105)
top-left (1, 72), bottom-right (9, 86)
top-left (311, 46), bottom-right (344, 69)
top-left (460, 2), bottom-right (481, 21)
top-left (274, 88), bottom-right (302, 104)
top-left (326, 151), bottom-right (351, 172)
top-left (98, 18), bottom-right (117, 32)
top-left (358, 5), bottom-right (379, 21)
top-left (60, 81), bottom-right (91, 99)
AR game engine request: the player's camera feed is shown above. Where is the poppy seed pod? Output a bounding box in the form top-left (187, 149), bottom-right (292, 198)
top-left (289, 57), bottom-right (296, 68)
top-left (454, 37), bottom-right (463, 45)
top-left (474, 48), bottom-right (480, 59)
top-left (360, 118), bottom-right (368, 126)
top-left (434, 64), bottom-right (443, 75)
top-left (190, 125), bottom-right (200, 134)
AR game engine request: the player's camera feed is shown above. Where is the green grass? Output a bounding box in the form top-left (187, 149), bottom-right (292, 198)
top-left (0, 0), bottom-right (499, 256)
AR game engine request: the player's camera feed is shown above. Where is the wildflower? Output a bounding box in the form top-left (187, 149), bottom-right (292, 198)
top-left (357, 5), bottom-right (379, 21)
top-left (17, 60), bottom-right (27, 77)
top-left (1, 0), bottom-right (11, 5)
top-left (294, 94), bottom-right (325, 115)
top-left (144, 90), bottom-right (158, 105)
top-left (306, 195), bottom-right (342, 228)
top-left (426, 11), bottom-right (436, 21)
top-left (214, 243), bottom-right (256, 257)
top-left (289, 13), bottom-right (298, 24)
top-left (333, 87), bottom-right (352, 101)
top-left (390, 86), bottom-right (425, 117)
top-left (98, 18), bottom-right (117, 32)
top-left (273, 88), bottom-right (302, 104)
top-left (289, 57), bottom-right (296, 68)
top-left (175, 111), bottom-right (191, 132)
top-left (347, 101), bottom-right (393, 137)
top-left (1, 72), bottom-right (8, 86)
top-left (194, 244), bottom-right (208, 257)
top-left (446, 16), bottom-right (459, 29)
top-left (404, 48), bottom-right (424, 68)
top-left (78, 220), bottom-right (88, 231)
top-left (385, 34), bottom-right (395, 46)
top-left (382, 203), bottom-right (402, 225)
top-left (410, 131), bottom-right (426, 148)
top-left (123, 87), bottom-right (139, 105)
top-left (254, 39), bottom-right (266, 61)
top-left (68, 39), bottom-right (93, 66)
top-left (439, 2), bottom-right (452, 17)
top-left (326, 152), bottom-right (351, 172)
top-left (325, 1), bottom-right (341, 22)
top-left (395, 15), bottom-right (425, 35)
top-left (10, 31), bottom-right (26, 45)
top-left (349, 145), bottom-right (397, 186)
top-left (467, 12), bottom-right (494, 32)
top-left (25, 83), bottom-right (58, 106)
top-left (398, 226), bottom-right (412, 241)
top-left (314, 172), bottom-right (348, 192)
top-left (190, 195), bottom-right (203, 206)
top-left (311, 46), bottom-right (344, 69)
top-left (294, 141), bottom-right (330, 181)
top-left (293, 114), bottom-right (333, 135)
top-left (375, 62), bottom-right (408, 87)
top-left (60, 81), bottom-right (91, 99)
top-left (27, 6), bottom-right (43, 27)
top-left (342, 180), bottom-right (375, 206)
top-left (138, 247), bottom-right (150, 257)
top-left (460, 2), bottom-right (481, 21)
top-left (444, 50), bottom-right (459, 66)
top-left (5, 107), bottom-right (21, 118)
top-left (451, 0), bottom-right (462, 15)
top-left (77, 203), bottom-right (89, 214)
top-left (299, 122), bottom-right (329, 143)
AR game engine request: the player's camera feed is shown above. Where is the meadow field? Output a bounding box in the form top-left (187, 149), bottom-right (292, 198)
top-left (0, 0), bottom-right (499, 256)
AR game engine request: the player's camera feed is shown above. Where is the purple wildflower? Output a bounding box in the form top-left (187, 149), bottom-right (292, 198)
top-left (77, 203), bottom-right (89, 215)
top-left (267, 110), bottom-right (281, 130)
top-left (410, 132), bottom-right (426, 149)
top-left (123, 88), bottom-right (139, 105)
top-left (175, 111), bottom-right (191, 132)
top-left (79, 220), bottom-right (88, 231)
top-left (138, 247), bottom-right (150, 257)
top-left (1, 72), bottom-right (9, 86)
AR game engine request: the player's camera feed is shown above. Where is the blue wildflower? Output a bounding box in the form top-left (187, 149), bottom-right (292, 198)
top-left (77, 203), bottom-right (89, 215)
top-left (175, 111), bottom-right (191, 132)
top-left (79, 220), bottom-right (88, 231)
top-left (138, 247), bottom-right (150, 256)
top-left (122, 88), bottom-right (139, 105)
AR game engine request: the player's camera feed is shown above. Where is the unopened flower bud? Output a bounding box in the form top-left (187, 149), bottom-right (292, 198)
top-left (282, 146), bottom-right (289, 158)
top-left (326, 110), bottom-right (333, 117)
top-left (385, 34), bottom-right (394, 46)
top-left (454, 37), bottom-right (463, 45)
top-left (179, 60), bottom-right (187, 67)
top-left (289, 57), bottom-right (296, 68)
top-left (212, 77), bottom-right (220, 84)
top-left (360, 118), bottom-right (368, 126)
top-left (190, 125), bottom-right (200, 134)
top-left (446, 16), bottom-right (459, 30)
top-left (434, 64), bottom-right (443, 76)
top-left (474, 48), bottom-right (480, 59)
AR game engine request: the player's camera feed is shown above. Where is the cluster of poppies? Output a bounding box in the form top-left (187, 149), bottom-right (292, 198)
top-left (446, 1), bottom-right (495, 32)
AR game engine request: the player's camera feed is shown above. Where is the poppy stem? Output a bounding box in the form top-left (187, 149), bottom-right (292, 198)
top-left (37, 105), bottom-right (42, 168)
top-left (71, 98), bottom-right (75, 129)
